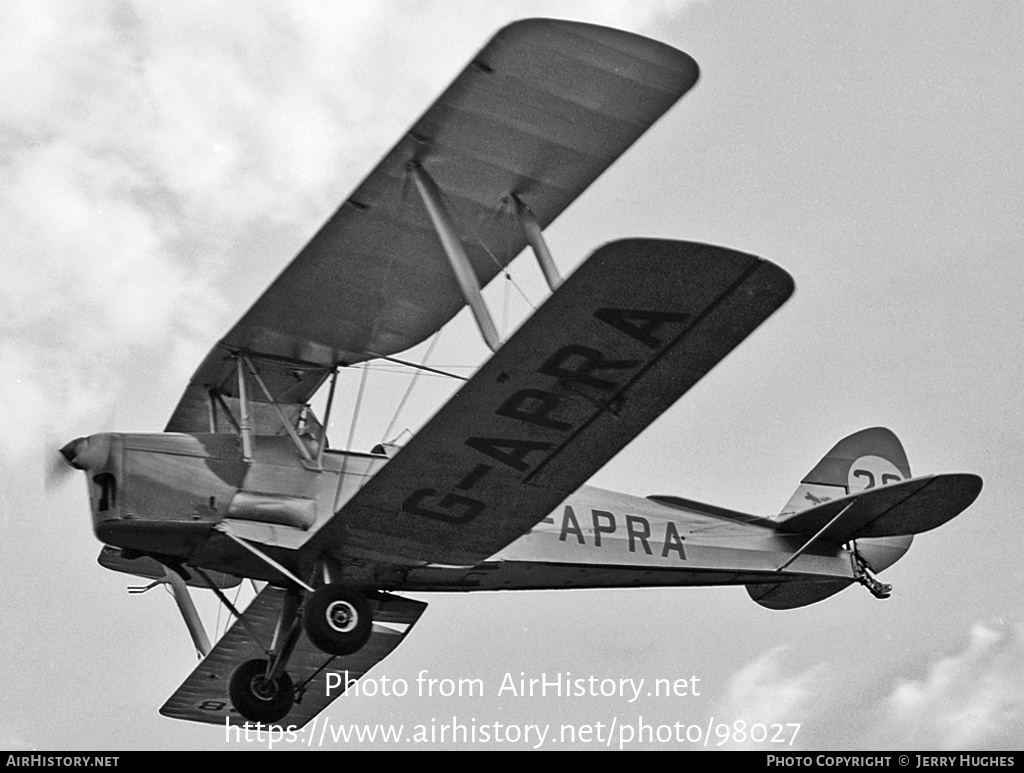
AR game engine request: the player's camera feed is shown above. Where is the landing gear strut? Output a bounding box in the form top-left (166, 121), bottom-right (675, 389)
top-left (851, 543), bottom-right (892, 599)
top-left (217, 580), bottom-right (373, 723)
top-left (226, 586), bottom-right (304, 723)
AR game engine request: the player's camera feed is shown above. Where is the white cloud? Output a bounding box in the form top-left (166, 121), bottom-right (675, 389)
top-left (0, 2), bottom-right (116, 136)
top-left (713, 646), bottom-right (826, 749)
top-left (866, 621), bottom-right (1024, 750)
top-left (1, 0), bottom-right (698, 464)
top-left (722, 620), bottom-right (1024, 750)
top-left (0, 720), bottom-right (34, 751)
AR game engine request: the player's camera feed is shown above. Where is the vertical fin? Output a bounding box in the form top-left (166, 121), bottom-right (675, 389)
top-left (776, 427), bottom-right (911, 518)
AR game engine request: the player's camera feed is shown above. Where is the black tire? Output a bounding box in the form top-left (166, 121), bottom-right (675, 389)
top-left (228, 658), bottom-right (294, 723)
top-left (303, 585), bottom-right (372, 656)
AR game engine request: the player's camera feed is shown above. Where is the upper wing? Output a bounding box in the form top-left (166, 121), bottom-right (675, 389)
top-left (160, 587), bottom-right (427, 728)
top-left (306, 239), bottom-right (794, 569)
top-left (166, 19), bottom-right (699, 433)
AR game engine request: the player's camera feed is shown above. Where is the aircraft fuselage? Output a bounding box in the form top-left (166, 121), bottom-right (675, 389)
top-left (70, 431), bottom-right (860, 592)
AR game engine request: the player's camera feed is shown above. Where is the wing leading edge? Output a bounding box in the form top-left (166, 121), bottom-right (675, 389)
top-left (306, 239), bottom-right (794, 569)
top-left (166, 19), bottom-right (699, 433)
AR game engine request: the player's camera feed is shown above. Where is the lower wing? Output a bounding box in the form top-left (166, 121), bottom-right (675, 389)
top-left (160, 587), bottom-right (427, 728)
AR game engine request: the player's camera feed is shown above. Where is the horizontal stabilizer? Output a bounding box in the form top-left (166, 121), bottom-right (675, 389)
top-left (774, 473), bottom-right (982, 544)
top-left (160, 588), bottom-right (426, 727)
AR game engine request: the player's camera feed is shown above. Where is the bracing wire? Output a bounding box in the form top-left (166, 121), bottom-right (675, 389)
top-left (214, 587), bottom-right (222, 640)
top-left (336, 364), bottom-right (371, 489)
top-left (501, 211), bottom-right (512, 337)
top-left (365, 353), bottom-right (468, 381)
top-left (226, 582), bottom-right (242, 638)
top-left (438, 185), bottom-right (537, 311)
top-left (382, 331), bottom-right (442, 442)
top-left (345, 365), bottom-right (371, 453)
top-left (357, 365), bottom-right (468, 379)
top-left (502, 261), bottom-right (511, 338)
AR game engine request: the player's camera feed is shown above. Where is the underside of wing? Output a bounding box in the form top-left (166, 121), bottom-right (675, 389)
top-left (97, 545), bottom-right (240, 589)
top-left (306, 239), bottom-right (794, 569)
top-left (166, 19), bottom-right (699, 433)
top-left (160, 587), bottom-right (427, 727)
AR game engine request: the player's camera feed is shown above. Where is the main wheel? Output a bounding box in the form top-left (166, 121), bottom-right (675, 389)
top-left (229, 658), bottom-right (294, 723)
top-left (303, 585), bottom-right (372, 656)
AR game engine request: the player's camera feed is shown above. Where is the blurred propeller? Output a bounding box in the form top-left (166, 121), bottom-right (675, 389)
top-left (60, 437), bottom-right (88, 469)
top-left (45, 435), bottom-right (79, 490)
top-left (43, 403), bottom-right (117, 492)
top-left (45, 434), bottom-right (113, 491)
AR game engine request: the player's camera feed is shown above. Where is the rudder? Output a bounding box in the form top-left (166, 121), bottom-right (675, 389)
top-left (777, 427), bottom-right (911, 517)
top-left (778, 426), bottom-right (913, 576)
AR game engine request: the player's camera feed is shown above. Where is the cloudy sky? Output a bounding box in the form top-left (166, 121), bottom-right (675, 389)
top-left (4, 0), bottom-right (1023, 751)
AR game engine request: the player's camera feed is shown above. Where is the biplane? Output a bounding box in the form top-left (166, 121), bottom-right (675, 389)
top-left (57, 19), bottom-right (982, 727)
